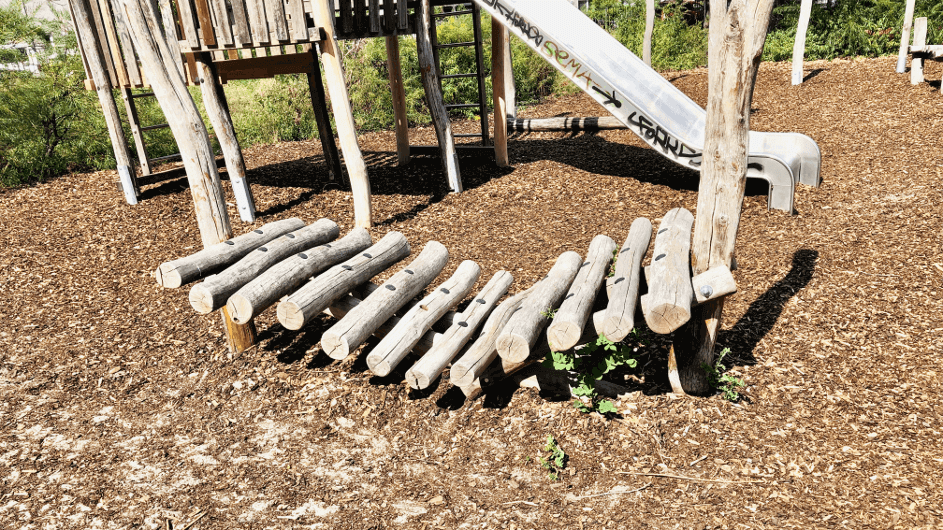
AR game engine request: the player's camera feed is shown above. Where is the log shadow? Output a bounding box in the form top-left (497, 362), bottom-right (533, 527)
top-left (719, 249), bottom-right (819, 367)
top-left (803, 68), bottom-right (825, 83)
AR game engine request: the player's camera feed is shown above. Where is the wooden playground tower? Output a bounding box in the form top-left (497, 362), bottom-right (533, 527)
top-left (67, 0), bottom-right (513, 228)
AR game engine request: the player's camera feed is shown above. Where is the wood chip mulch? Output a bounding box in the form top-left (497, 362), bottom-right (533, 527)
top-left (1, 55), bottom-right (942, 529)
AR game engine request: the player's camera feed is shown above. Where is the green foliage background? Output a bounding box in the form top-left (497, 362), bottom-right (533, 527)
top-left (3, 0), bottom-right (943, 187)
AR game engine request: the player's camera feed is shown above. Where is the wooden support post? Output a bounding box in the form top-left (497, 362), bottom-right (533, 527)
top-left (277, 231), bottom-right (410, 330)
top-left (306, 45), bottom-right (344, 182)
top-left (643, 0), bottom-right (654, 67)
top-left (69, 0), bottom-right (139, 205)
top-left (896, 0), bottom-right (916, 73)
top-left (601, 218), bottom-right (652, 342)
top-left (195, 52), bottom-right (257, 223)
top-left (640, 208), bottom-right (694, 335)
top-left (502, 30), bottom-right (516, 118)
top-left (791, 0), bottom-right (812, 85)
top-left (189, 219), bottom-right (339, 313)
top-left (491, 21), bottom-right (510, 167)
top-left (367, 260), bottom-right (481, 377)
top-left (119, 0), bottom-right (256, 352)
top-left (320, 241), bottom-right (449, 359)
top-left (385, 36), bottom-right (411, 166)
top-left (912, 17), bottom-right (928, 85)
top-left (548, 235), bottom-right (615, 351)
top-left (670, 0), bottom-right (775, 396)
top-left (312, 0), bottom-right (373, 228)
top-left (416, 0), bottom-right (462, 192)
top-left (227, 228), bottom-right (372, 324)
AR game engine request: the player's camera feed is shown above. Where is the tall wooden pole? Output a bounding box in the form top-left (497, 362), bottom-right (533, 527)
top-left (896, 0), bottom-right (916, 73)
top-left (790, 0), bottom-right (812, 85)
top-left (669, 0), bottom-right (775, 395)
top-left (491, 21), bottom-right (509, 167)
top-left (385, 35), bottom-right (411, 166)
top-left (643, 0), bottom-right (654, 67)
top-left (118, 0), bottom-right (257, 352)
top-left (312, 0), bottom-right (373, 229)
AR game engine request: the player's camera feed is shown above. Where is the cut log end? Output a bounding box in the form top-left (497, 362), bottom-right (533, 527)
top-left (405, 369), bottom-right (431, 390)
top-left (226, 295), bottom-right (253, 325)
top-left (449, 363), bottom-right (474, 388)
top-left (645, 302), bottom-right (691, 335)
top-left (546, 321), bottom-right (582, 352)
top-left (156, 264), bottom-right (183, 289)
top-left (188, 284), bottom-right (216, 314)
top-left (321, 332), bottom-right (350, 360)
top-left (496, 333), bottom-right (531, 363)
top-left (366, 353), bottom-right (392, 377)
top-left (276, 301), bottom-right (306, 331)
top-left (601, 315), bottom-right (634, 343)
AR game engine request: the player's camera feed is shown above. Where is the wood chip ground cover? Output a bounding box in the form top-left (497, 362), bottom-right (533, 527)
top-left (1, 56), bottom-right (942, 529)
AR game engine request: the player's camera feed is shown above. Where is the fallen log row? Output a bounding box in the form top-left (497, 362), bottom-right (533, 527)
top-left (406, 270), bottom-right (514, 390)
top-left (548, 235), bottom-right (616, 351)
top-left (368, 259), bottom-right (481, 377)
top-left (602, 218), bottom-right (653, 342)
top-left (278, 232), bottom-right (410, 331)
top-left (156, 218), bottom-right (305, 288)
top-left (497, 251), bottom-right (583, 363)
top-left (226, 228), bottom-right (373, 324)
top-left (189, 219), bottom-right (339, 314)
top-left (321, 241), bottom-right (449, 359)
top-left (640, 208), bottom-right (695, 334)
top-left (508, 117), bottom-right (625, 132)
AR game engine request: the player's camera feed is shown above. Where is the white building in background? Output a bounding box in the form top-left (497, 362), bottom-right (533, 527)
top-left (0, 0), bottom-right (69, 21)
top-left (0, 0), bottom-right (68, 73)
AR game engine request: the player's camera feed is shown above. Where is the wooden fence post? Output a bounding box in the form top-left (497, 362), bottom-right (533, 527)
top-left (68, 0), bottom-right (139, 205)
top-left (791, 0), bottom-right (812, 85)
top-left (118, 0), bottom-right (257, 352)
top-left (896, 0), bottom-right (917, 74)
top-left (669, 0), bottom-right (775, 396)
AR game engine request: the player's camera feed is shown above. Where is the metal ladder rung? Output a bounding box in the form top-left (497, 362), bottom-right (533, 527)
top-left (440, 73), bottom-right (478, 79)
top-left (445, 103), bottom-right (480, 109)
top-left (140, 123), bottom-right (170, 132)
top-left (433, 9), bottom-right (473, 18)
top-left (434, 41), bottom-right (476, 49)
top-left (130, 92), bottom-right (156, 98)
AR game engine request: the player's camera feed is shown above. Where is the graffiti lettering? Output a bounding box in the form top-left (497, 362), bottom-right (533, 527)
top-left (485, 0), bottom-right (543, 45)
top-left (591, 86), bottom-right (622, 108)
top-left (628, 112), bottom-right (701, 163)
top-left (542, 41), bottom-right (599, 91)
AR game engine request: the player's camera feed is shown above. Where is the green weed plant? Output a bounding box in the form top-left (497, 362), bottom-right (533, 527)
top-left (702, 347), bottom-right (746, 402)
top-left (538, 435), bottom-right (567, 481)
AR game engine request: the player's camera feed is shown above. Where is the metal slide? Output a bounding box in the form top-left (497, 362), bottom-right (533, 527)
top-left (476, 0), bottom-right (821, 212)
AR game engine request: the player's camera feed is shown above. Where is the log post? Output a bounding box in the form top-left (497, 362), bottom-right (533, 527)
top-left (367, 260), bottom-right (481, 377)
top-left (501, 27), bottom-right (516, 118)
top-left (194, 52), bottom-right (257, 223)
top-left (643, 0), bottom-right (654, 67)
top-left (312, 0), bottom-right (373, 228)
top-left (385, 36), bottom-right (411, 166)
top-left (640, 208), bottom-right (694, 335)
top-left (69, 0), bottom-right (139, 204)
top-left (320, 241), bottom-right (450, 359)
top-left (306, 45), bottom-right (344, 183)
top-left (896, 0), bottom-right (916, 73)
top-left (547, 235), bottom-right (615, 351)
top-left (226, 228), bottom-right (373, 324)
top-left (911, 17), bottom-right (928, 85)
top-left (416, 0), bottom-right (462, 192)
top-left (670, 0), bottom-right (775, 396)
top-left (491, 21), bottom-right (510, 167)
top-left (189, 219), bottom-right (339, 313)
top-left (277, 231), bottom-right (411, 330)
top-left (791, 0), bottom-right (812, 85)
top-left (601, 217), bottom-right (652, 342)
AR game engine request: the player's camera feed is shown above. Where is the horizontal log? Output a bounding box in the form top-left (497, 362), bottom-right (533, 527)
top-left (448, 284), bottom-right (535, 388)
top-left (602, 218), bottom-right (653, 342)
top-left (320, 241), bottom-right (449, 359)
top-left (324, 292), bottom-right (443, 357)
top-left (189, 219), bottom-right (339, 314)
top-left (509, 116), bottom-right (624, 132)
top-left (367, 260), bottom-right (481, 377)
top-left (548, 235), bottom-right (616, 351)
top-left (496, 252), bottom-right (583, 363)
top-left (406, 270), bottom-right (513, 389)
top-left (226, 228), bottom-right (372, 324)
top-left (156, 218), bottom-right (305, 288)
top-left (909, 44), bottom-right (943, 59)
top-left (640, 208), bottom-right (694, 334)
top-left (691, 265), bottom-right (737, 305)
top-left (277, 232), bottom-right (410, 330)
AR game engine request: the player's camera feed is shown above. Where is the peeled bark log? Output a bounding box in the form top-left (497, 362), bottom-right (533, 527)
top-left (601, 218), bottom-right (652, 342)
top-left (548, 235), bottom-right (616, 351)
top-left (640, 208), bottom-right (694, 335)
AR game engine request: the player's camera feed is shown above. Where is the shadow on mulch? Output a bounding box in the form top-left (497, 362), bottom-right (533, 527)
top-left (722, 248), bottom-right (819, 367)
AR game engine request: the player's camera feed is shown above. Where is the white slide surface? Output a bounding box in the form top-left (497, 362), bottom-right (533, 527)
top-left (477, 0), bottom-right (821, 212)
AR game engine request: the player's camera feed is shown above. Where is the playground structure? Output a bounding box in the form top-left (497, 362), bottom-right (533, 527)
top-left (896, 0), bottom-right (943, 91)
top-left (68, 0), bottom-right (817, 394)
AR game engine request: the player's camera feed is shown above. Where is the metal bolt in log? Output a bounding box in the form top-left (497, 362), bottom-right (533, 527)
top-left (496, 252), bottom-right (583, 363)
top-left (368, 260), bottom-right (481, 377)
top-left (189, 219), bottom-right (339, 314)
top-left (277, 232), bottom-right (410, 330)
top-left (406, 270), bottom-right (514, 389)
top-left (156, 218), bottom-right (305, 288)
top-left (640, 208), bottom-right (695, 335)
top-left (320, 241), bottom-right (449, 359)
top-left (226, 228), bottom-right (372, 324)
top-left (548, 235), bottom-right (616, 351)
top-left (691, 265), bottom-right (737, 305)
top-left (601, 218), bottom-right (653, 342)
